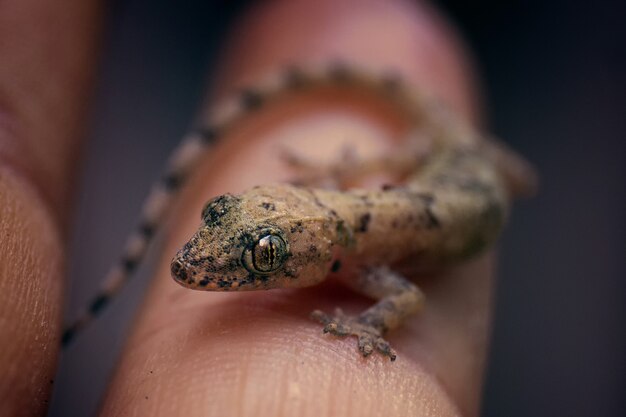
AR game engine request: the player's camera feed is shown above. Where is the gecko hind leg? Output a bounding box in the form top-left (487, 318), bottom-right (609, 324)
top-left (283, 130), bottom-right (432, 189)
top-left (311, 266), bottom-right (425, 361)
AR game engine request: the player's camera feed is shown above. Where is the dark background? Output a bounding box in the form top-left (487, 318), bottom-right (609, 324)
top-left (50, 1), bottom-right (625, 416)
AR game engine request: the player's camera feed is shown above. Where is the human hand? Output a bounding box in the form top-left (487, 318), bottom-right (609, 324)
top-left (0, 1), bottom-right (494, 416)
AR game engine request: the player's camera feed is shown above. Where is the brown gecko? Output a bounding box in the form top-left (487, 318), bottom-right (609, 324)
top-left (63, 64), bottom-right (536, 361)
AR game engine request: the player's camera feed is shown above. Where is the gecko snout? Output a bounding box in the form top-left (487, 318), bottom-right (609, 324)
top-left (170, 258), bottom-right (189, 284)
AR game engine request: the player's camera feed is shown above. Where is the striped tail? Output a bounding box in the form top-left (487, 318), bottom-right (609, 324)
top-left (61, 128), bottom-right (218, 347)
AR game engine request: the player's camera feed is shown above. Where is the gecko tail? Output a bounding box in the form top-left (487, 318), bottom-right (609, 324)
top-left (61, 259), bottom-right (140, 347)
top-left (61, 131), bottom-right (217, 348)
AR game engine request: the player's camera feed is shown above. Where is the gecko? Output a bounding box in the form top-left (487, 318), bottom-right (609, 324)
top-left (62, 64), bottom-right (536, 361)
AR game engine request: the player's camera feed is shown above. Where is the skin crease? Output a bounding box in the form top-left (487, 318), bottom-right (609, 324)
top-left (0, 1), bottom-right (100, 416)
top-left (102, 1), bottom-right (494, 417)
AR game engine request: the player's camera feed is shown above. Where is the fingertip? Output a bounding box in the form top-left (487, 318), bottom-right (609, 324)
top-left (213, 0), bottom-right (482, 123)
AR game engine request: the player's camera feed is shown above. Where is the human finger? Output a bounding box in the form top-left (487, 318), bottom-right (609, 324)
top-left (102, 1), bottom-right (490, 416)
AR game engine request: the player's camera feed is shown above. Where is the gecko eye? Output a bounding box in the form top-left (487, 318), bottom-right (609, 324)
top-left (242, 233), bottom-right (288, 274)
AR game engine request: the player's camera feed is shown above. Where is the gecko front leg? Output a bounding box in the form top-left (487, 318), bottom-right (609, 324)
top-left (311, 266), bottom-right (425, 361)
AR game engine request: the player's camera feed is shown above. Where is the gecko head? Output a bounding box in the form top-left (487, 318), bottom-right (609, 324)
top-left (171, 185), bottom-right (337, 291)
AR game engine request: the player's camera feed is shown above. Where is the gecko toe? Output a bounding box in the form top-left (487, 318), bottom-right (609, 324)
top-left (375, 338), bottom-right (397, 361)
top-left (358, 335), bottom-right (374, 357)
top-left (310, 310), bottom-right (332, 324)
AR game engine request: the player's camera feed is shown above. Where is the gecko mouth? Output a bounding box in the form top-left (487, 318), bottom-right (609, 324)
top-left (170, 257), bottom-right (238, 290)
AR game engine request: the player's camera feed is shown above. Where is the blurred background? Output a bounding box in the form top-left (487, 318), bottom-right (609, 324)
top-left (50, 1), bottom-right (625, 416)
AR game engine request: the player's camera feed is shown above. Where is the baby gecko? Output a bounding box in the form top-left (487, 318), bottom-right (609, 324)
top-left (63, 64), bottom-right (536, 361)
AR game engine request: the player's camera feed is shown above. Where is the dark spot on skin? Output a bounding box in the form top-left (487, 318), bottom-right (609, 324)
top-left (313, 195), bottom-right (328, 210)
top-left (198, 278), bottom-right (209, 287)
top-left (195, 126), bottom-right (219, 144)
top-left (217, 280), bottom-right (229, 288)
top-left (227, 258), bottom-right (241, 272)
top-left (335, 220), bottom-right (354, 247)
top-left (61, 327), bottom-right (77, 346)
top-left (284, 66), bottom-right (307, 89)
top-left (357, 213), bottom-right (371, 233)
top-left (122, 257), bottom-right (138, 272)
top-left (240, 89), bottom-right (264, 110)
top-left (381, 184), bottom-right (395, 191)
top-left (308, 244), bottom-right (318, 254)
top-left (238, 232), bottom-right (254, 248)
top-left (359, 195), bottom-right (374, 207)
top-left (89, 294), bottom-right (109, 315)
top-left (138, 222), bottom-right (155, 238)
top-left (424, 209), bottom-right (440, 229)
top-left (188, 258), bottom-right (203, 267)
top-left (245, 273), bottom-right (266, 285)
top-left (331, 260), bottom-right (342, 272)
top-left (328, 62), bottom-right (351, 82)
top-left (161, 172), bottom-right (184, 190)
top-left (202, 194), bottom-right (241, 225)
top-left (290, 221), bottom-right (304, 233)
top-left (381, 73), bottom-right (402, 92)
top-left (301, 188), bottom-right (334, 213)
top-left (391, 219), bottom-right (399, 228)
top-left (329, 209), bottom-right (338, 217)
top-left (181, 240), bottom-right (194, 253)
top-left (412, 192), bottom-right (440, 229)
top-left (171, 260), bottom-right (187, 282)
top-left (260, 202), bottom-right (275, 211)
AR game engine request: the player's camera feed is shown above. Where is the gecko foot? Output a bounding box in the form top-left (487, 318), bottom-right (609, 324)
top-left (311, 308), bottom-right (397, 361)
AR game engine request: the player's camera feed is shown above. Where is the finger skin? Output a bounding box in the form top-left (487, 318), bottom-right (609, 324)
top-left (102, 1), bottom-right (491, 416)
top-left (0, 1), bottom-right (100, 415)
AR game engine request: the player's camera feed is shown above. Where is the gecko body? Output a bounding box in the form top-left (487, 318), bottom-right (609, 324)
top-left (172, 147), bottom-right (507, 291)
top-left (64, 64), bottom-right (536, 360)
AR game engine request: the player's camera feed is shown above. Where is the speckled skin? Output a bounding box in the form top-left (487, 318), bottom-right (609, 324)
top-left (63, 64), bottom-right (536, 359)
top-left (172, 148), bottom-right (508, 292)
